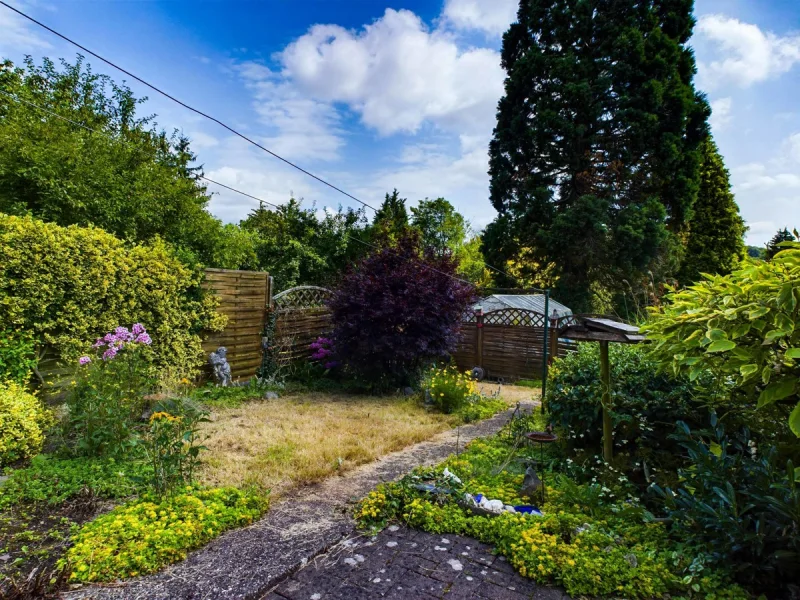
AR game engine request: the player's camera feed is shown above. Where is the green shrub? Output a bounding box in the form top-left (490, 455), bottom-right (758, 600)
top-left (546, 344), bottom-right (701, 460)
top-left (0, 214), bottom-right (225, 379)
top-left (0, 380), bottom-right (51, 466)
top-left (644, 242), bottom-right (800, 437)
top-left (62, 487), bottom-right (269, 582)
top-left (652, 416), bottom-right (800, 595)
top-left (0, 328), bottom-right (37, 384)
top-left (0, 455), bottom-right (149, 509)
top-left (422, 365), bottom-right (477, 414)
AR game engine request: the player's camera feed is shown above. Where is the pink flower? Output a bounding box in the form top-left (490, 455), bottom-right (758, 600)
top-left (102, 346), bottom-right (118, 361)
top-left (79, 356), bottom-right (92, 366)
top-left (132, 323), bottom-right (146, 335)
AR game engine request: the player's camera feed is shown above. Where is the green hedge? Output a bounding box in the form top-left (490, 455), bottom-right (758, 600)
top-left (0, 214), bottom-right (225, 378)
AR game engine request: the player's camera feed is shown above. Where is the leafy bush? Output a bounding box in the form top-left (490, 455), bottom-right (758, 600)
top-left (547, 344), bottom-right (701, 460)
top-left (144, 398), bottom-right (209, 497)
top-left (329, 233), bottom-right (475, 389)
top-left (422, 365), bottom-right (477, 414)
top-left (644, 242), bottom-right (800, 437)
top-left (0, 380), bottom-right (51, 467)
top-left (0, 328), bottom-right (37, 384)
top-left (0, 214), bottom-right (225, 378)
top-left (652, 417), bottom-right (800, 595)
top-left (64, 325), bottom-right (155, 457)
top-left (0, 455), bottom-right (149, 509)
top-left (62, 487), bottom-right (269, 582)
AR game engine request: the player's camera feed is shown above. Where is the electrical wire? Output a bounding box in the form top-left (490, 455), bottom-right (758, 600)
top-left (0, 0), bottom-right (517, 281)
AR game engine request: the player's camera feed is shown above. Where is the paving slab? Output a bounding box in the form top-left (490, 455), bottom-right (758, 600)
top-left (62, 403), bottom-right (535, 600)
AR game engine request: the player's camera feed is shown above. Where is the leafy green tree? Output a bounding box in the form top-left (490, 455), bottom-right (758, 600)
top-left (747, 246), bottom-right (766, 260)
top-left (0, 56), bottom-right (224, 263)
top-left (410, 197), bottom-right (467, 255)
top-left (486, 0), bottom-right (710, 311)
top-left (766, 228), bottom-right (798, 260)
top-left (677, 137), bottom-right (746, 284)
top-left (241, 199), bottom-right (368, 290)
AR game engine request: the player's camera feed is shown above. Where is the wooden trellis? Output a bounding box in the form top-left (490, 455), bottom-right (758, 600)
top-left (272, 286), bottom-right (334, 363)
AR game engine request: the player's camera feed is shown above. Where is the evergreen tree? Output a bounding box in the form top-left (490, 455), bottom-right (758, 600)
top-left (371, 189), bottom-right (409, 244)
top-left (486, 0), bottom-right (709, 311)
top-left (766, 228), bottom-right (797, 259)
top-left (677, 137), bottom-right (746, 283)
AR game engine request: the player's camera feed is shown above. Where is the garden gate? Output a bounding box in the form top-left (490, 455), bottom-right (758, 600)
top-left (272, 285), bottom-right (334, 364)
top-left (202, 268), bottom-right (272, 380)
top-left (452, 308), bottom-right (576, 381)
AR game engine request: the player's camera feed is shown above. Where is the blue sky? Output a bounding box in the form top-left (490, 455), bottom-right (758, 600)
top-left (2, 0), bottom-right (799, 245)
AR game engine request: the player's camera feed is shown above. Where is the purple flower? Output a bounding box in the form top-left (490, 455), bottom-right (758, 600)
top-left (102, 346), bottom-right (118, 361)
top-left (135, 333), bottom-right (152, 345)
top-left (324, 361), bottom-right (339, 370)
top-left (79, 355), bottom-right (92, 366)
top-left (132, 323), bottom-right (145, 335)
top-left (103, 333), bottom-right (116, 343)
top-left (92, 337), bottom-right (105, 348)
top-left (115, 326), bottom-right (134, 342)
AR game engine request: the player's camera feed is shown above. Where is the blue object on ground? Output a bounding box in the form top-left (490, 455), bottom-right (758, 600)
top-left (514, 505), bottom-right (544, 516)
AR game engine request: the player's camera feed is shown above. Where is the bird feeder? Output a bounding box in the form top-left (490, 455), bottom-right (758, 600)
top-left (557, 317), bottom-right (644, 462)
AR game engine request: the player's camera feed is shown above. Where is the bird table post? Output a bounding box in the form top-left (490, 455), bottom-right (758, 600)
top-left (599, 340), bottom-right (613, 462)
top-left (555, 317), bottom-right (645, 465)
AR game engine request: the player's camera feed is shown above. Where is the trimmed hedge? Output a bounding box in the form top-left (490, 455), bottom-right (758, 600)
top-left (0, 214), bottom-right (225, 377)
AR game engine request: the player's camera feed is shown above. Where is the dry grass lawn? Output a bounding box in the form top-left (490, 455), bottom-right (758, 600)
top-left (199, 393), bottom-right (461, 497)
top-left (199, 384), bottom-right (535, 498)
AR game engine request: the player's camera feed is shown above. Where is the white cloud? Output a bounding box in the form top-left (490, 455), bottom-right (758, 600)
top-left (709, 97), bottom-right (732, 131)
top-left (237, 63), bottom-right (344, 162)
top-left (187, 131), bottom-right (219, 149)
top-left (0, 1), bottom-right (52, 54)
top-left (696, 15), bottom-right (800, 89)
top-left (278, 8), bottom-right (505, 136)
top-left (788, 133), bottom-right (800, 163)
top-left (441, 0), bottom-right (517, 37)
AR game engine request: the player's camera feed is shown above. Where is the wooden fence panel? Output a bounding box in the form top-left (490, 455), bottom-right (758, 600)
top-left (202, 268), bottom-right (271, 380)
top-left (452, 308), bottom-right (575, 381)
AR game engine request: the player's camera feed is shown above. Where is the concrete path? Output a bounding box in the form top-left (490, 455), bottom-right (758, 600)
top-left (63, 402), bottom-right (536, 600)
top-left (266, 525), bottom-right (569, 600)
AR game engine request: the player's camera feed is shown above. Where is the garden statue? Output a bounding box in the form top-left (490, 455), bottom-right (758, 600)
top-left (209, 347), bottom-right (232, 387)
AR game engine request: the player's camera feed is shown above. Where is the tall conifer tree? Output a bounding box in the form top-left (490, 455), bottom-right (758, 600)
top-left (678, 137), bottom-right (745, 283)
top-left (486, 0), bottom-right (710, 310)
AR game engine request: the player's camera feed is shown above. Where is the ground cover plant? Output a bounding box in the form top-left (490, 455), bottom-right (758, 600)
top-left (61, 486), bottom-right (268, 583)
top-left (355, 413), bottom-right (749, 599)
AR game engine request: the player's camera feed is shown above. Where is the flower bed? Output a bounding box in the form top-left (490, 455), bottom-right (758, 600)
top-left (355, 415), bottom-right (748, 599)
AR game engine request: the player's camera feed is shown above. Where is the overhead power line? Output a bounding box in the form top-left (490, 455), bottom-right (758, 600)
top-left (0, 89), bottom-right (475, 285)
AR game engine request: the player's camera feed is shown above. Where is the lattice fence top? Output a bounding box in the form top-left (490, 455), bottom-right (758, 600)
top-left (482, 308), bottom-right (546, 328)
top-left (273, 285), bottom-right (333, 311)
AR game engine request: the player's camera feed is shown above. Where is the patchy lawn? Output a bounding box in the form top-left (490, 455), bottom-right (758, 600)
top-left (199, 389), bottom-right (523, 497)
